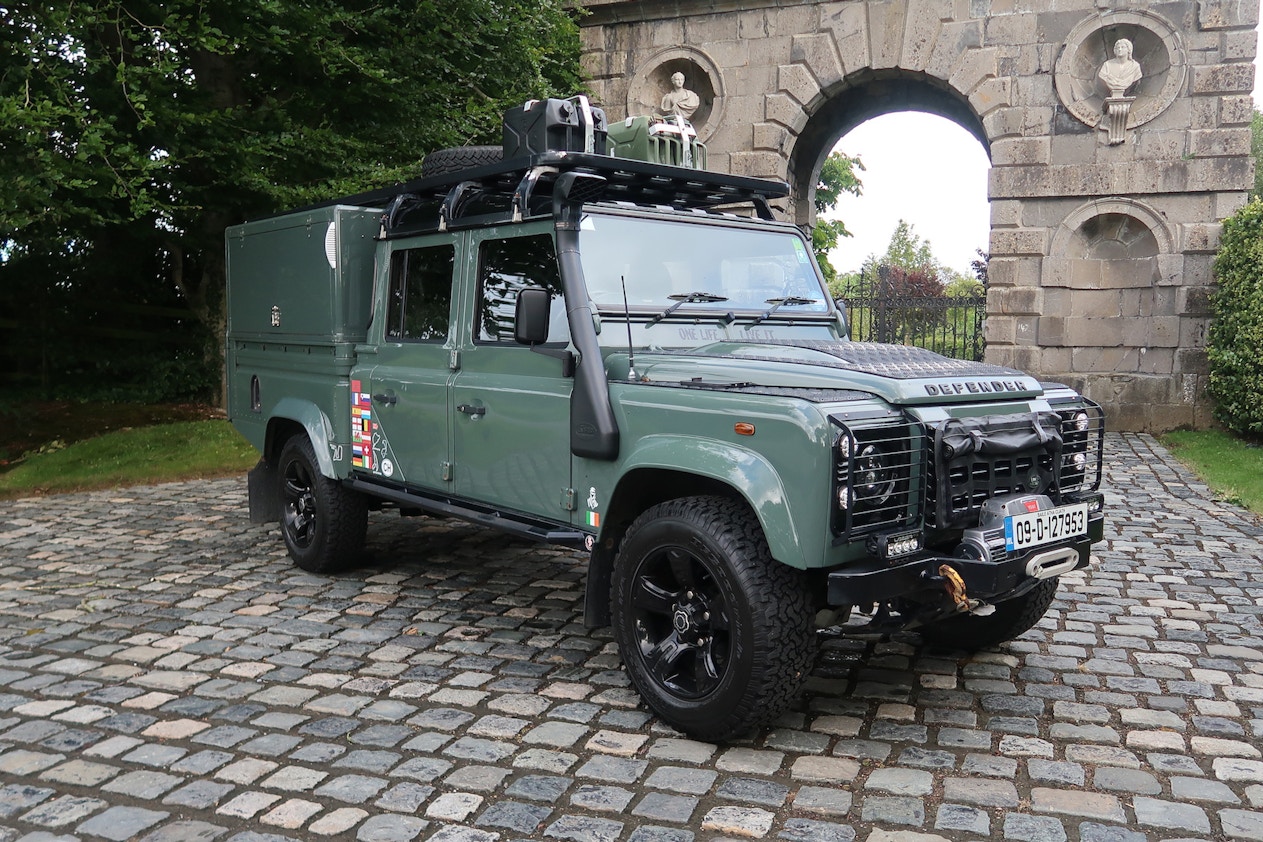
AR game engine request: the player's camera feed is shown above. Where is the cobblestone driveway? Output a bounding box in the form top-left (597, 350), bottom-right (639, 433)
top-left (0, 433), bottom-right (1260, 842)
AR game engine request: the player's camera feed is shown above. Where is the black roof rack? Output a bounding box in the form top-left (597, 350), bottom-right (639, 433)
top-left (288, 151), bottom-right (790, 231)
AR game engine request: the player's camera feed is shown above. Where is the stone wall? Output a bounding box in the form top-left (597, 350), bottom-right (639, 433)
top-left (578, 0), bottom-right (1257, 431)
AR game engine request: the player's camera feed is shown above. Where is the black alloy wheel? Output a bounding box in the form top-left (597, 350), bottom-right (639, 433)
top-left (611, 496), bottom-right (815, 741)
top-left (277, 435), bottom-right (367, 573)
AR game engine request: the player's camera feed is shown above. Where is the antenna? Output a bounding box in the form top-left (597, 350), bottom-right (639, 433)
top-left (620, 275), bottom-right (636, 381)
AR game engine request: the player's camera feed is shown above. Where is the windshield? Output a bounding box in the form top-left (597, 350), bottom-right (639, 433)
top-left (580, 213), bottom-right (828, 312)
top-left (577, 212), bottom-right (837, 349)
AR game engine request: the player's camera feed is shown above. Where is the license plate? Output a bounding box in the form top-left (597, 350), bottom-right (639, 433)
top-left (1004, 503), bottom-right (1089, 552)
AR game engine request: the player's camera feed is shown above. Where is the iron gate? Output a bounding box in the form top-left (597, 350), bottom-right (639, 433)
top-left (838, 268), bottom-right (987, 362)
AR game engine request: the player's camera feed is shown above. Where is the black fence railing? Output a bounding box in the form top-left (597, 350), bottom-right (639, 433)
top-left (838, 268), bottom-right (987, 362)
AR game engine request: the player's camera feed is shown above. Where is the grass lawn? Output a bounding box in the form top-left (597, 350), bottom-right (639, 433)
top-left (0, 402), bottom-right (257, 499)
top-left (1160, 429), bottom-right (1263, 516)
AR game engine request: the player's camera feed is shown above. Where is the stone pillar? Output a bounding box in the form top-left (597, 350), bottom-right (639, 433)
top-left (987, 6), bottom-right (1256, 431)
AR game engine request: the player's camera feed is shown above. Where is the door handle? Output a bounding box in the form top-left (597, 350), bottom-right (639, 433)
top-left (457, 403), bottom-right (486, 418)
top-left (373, 393), bottom-right (397, 405)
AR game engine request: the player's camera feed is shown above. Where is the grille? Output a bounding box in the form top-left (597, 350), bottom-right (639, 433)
top-left (926, 412), bottom-right (1063, 530)
top-left (927, 451), bottom-right (1056, 528)
top-left (831, 419), bottom-right (919, 540)
top-left (924, 405), bottom-right (1105, 531)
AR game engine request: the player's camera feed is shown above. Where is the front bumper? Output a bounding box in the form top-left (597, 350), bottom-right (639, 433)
top-left (826, 509), bottom-right (1104, 607)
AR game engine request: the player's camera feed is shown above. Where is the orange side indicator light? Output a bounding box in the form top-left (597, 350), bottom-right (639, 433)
top-left (735, 422), bottom-right (756, 436)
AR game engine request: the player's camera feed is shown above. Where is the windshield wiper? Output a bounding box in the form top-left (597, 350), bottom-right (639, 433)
top-left (646, 291), bottom-right (730, 327)
top-left (746, 296), bottom-right (818, 326)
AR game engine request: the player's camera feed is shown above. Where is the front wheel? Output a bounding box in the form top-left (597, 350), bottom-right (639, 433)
top-left (610, 496), bottom-right (816, 742)
top-left (923, 577), bottom-right (1059, 650)
top-left (277, 435), bottom-right (367, 573)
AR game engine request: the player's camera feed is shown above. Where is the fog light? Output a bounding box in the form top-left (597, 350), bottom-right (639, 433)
top-left (838, 434), bottom-right (853, 459)
top-left (869, 529), bottom-right (923, 561)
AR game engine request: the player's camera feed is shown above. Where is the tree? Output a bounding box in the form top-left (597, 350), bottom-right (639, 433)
top-left (855, 220), bottom-right (948, 298)
top-left (1207, 199), bottom-right (1263, 437)
top-left (969, 248), bottom-right (989, 287)
top-left (0, 1), bottom-right (582, 400)
top-left (1251, 110), bottom-right (1263, 199)
top-left (812, 151), bottom-right (863, 286)
top-left (878, 219), bottom-right (939, 276)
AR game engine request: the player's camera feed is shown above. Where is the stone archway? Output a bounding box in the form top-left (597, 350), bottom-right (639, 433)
top-left (578, 0), bottom-right (1256, 432)
top-left (785, 72), bottom-right (989, 230)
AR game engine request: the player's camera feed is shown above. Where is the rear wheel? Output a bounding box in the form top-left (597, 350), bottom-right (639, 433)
top-left (277, 435), bottom-right (367, 573)
top-left (610, 496), bottom-right (815, 741)
top-left (924, 577), bottom-right (1059, 650)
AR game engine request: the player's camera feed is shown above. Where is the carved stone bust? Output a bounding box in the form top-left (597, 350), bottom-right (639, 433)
top-left (1098, 38), bottom-right (1143, 97)
top-left (659, 72), bottom-right (700, 119)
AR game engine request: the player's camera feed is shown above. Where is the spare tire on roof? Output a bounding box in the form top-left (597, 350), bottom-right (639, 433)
top-left (420, 145), bottom-right (503, 177)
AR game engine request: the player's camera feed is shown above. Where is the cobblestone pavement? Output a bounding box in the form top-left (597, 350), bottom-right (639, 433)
top-left (0, 432), bottom-right (1260, 842)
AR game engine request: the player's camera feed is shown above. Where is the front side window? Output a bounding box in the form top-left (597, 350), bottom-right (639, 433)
top-left (476, 234), bottom-right (569, 344)
top-left (386, 244), bottom-right (455, 342)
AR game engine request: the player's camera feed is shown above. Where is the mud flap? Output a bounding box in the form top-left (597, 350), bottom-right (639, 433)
top-left (247, 459), bottom-right (280, 524)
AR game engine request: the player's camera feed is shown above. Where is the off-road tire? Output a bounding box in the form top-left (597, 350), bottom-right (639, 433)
top-left (925, 577), bottom-right (1059, 650)
top-left (610, 495), bottom-right (816, 742)
top-left (421, 145), bottom-right (503, 177)
top-left (277, 435), bottom-right (367, 573)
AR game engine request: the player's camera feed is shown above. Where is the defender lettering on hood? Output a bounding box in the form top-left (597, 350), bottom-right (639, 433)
top-left (925, 379), bottom-right (1038, 396)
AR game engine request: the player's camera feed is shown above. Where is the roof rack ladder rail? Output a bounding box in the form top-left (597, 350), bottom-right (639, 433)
top-left (511, 166), bottom-right (559, 223)
top-left (438, 181), bottom-right (478, 232)
top-left (381, 193), bottom-right (419, 236)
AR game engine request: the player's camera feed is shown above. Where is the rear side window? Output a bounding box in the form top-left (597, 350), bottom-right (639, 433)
top-left (476, 234), bottom-right (569, 344)
top-left (386, 244), bottom-right (455, 341)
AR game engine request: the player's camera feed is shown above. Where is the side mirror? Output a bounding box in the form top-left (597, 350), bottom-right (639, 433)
top-left (514, 288), bottom-right (552, 345)
top-left (834, 298), bottom-right (850, 338)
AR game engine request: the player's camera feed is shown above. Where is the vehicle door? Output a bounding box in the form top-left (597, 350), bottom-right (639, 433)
top-left (450, 225), bottom-right (573, 519)
top-left (358, 236), bottom-right (461, 491)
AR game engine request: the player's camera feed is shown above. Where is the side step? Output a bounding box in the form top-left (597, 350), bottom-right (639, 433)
top-left (349, 478), bottom-right (588, 548)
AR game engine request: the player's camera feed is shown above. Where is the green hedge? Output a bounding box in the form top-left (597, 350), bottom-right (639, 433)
top-left (1208, 200), bottom-right (1263, 436)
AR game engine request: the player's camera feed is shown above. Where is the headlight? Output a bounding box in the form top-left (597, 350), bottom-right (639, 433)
top-left (854, 443), bottom-right (896, 505)
top-left (1073, 411), bottom-right (1090, 432)
top-left (1073, 452), bottom-right (1087, 471)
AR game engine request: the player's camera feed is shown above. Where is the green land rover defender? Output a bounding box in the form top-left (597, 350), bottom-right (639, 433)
top-left (227, 97), bottom-right (1105, 741)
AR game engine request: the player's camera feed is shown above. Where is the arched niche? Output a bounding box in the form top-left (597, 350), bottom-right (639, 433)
top-left (1054, 10), bottom-right (1187, 133)
top-left (1052, 198), bottom-right (1173, 261)
top-left (624, 46), bottom-right (724, 140)
top-left (1049, 199), bottom-right (1174, 324)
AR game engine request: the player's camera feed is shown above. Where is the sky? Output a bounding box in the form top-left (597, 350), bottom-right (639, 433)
top-left (820, 27), bottom-right (1263, 279)
top-left (821, 113), bottom-right (991, 277)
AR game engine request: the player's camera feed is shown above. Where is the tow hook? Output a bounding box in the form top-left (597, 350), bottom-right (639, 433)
top-left (922, 564), bottom-right (970, 610)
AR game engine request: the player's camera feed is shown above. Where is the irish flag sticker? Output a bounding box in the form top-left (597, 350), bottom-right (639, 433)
top-left (586, 487), bottom-right (600, 528)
